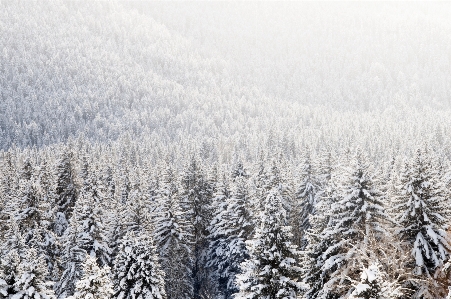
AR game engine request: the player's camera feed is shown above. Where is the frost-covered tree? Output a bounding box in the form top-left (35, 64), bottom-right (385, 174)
top-left (235, 188), bottom-right (302, 299)
top-left (349, 263), bottom-right (403, 299)
top-left (207, 164), bottom-right (253, 299)
top-left (303, 151), bottom-right (388, 298)
top-left (54, 219), bottom-right (86, 299)
top-left (392, 149), bottom-right (451, 296)
top-left (293, 152), bottom-right (318, 249)
top-left (179, 157), bottom-right (213, 299)
top-left (53, 151), bottom-right (76, 236)
top-left (70, 169), bottom-right (111, 267)
top-left (0, 250), bottom-right (22, 298)
top-left (113, 231), bottom-right (166, 299)
top-left (153, 166), bottom-right (193, 299)
top-left (11, 248), bottom-right (55, 299)
top-left (70, 255), bottom-right (114, 299)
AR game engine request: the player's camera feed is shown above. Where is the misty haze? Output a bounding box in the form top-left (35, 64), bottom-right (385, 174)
top-left (1, 1), bottom-right (451, 299)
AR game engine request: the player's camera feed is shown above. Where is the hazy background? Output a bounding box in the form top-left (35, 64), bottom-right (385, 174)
top-left (1, 1), bottom-right (451, 160)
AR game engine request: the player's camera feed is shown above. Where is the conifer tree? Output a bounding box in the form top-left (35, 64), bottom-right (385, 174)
top-left (179, 156), bottom-right (213, 299)
top-left (70, 165), bottom-right (111, 267)
top-left (0, 222), bottom-right (25, 298)
top-left (208, 163), bottom-right (253, 299)
top-left (11, 248), bottom-right (55, 299)
top-left (207, 173), bottom-right (232, 298)
top-left (70, 255), bottom-right (114, 299)
top-left (54, 218), bottom-right (86, 299)
top-left (392, 149), bottom-right (451, 297)
top-left (53, 151), bottom-right (76, 237)
top-left (153, 166), bottom-right (194, 299)
top-left (235, 188), bottom-right (302, 299)
top-left (113, 232), bottom-right (166, 299)
top-left (302, 151), bottom-right (388, 298)
top-left (293, 152), bottom-right (318, 249)
top-left (349, 263), bottom-right (403, 299)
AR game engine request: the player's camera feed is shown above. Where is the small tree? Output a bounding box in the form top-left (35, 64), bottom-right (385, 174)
top-left (350, 263), bottom-right (403, 299)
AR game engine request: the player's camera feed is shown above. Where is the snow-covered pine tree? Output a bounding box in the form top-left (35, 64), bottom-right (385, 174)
top-left (153, 166), bottom-right (194, 299)
top-left (70, 165), bottom-right (111, 267)
top-left (54, 216), bottom-right (86, 299)
top-left (303, 151), bottom-right (388, 298)
top-left (53, 150), bottom-right (76, 237)
top-left (326, 151), bottom-right (388, 295)
top-left (207, 162), bottom-right (253, 299)
top-left (11, 248), bottom-right (55, 299)
top-left (207, 172), bottom-right (232, 298)
top-left (349, 263), bottom-right (403, 299)
top-left (392, 148), bottom-right (451, 297)
top-left (0, 221), bottom-right (25, 298)
top-left (69, 255), bottom-right (114, 299)
top-left (113, 231), bottom-right (166, 299)
top-left (235, 188), bottom-right (302, 299)
top-left (293, 151), bottom-right (318, 249)
top-left (16, 159), bottom-right (59, 281)
top-left (179, 156), bottom-right (213, 299)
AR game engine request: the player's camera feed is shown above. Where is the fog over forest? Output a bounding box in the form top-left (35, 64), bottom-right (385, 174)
top-left (1, 2), bottom-right (451, 299)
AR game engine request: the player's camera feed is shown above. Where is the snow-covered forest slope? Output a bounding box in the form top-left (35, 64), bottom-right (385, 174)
top-left (2, 1), bottom-right (451, 299)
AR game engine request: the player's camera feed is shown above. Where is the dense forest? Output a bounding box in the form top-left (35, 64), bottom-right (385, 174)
top-left (1, 1), bottom-right (451, 299)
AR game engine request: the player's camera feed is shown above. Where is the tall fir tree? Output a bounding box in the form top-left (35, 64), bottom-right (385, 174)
top-left (235, 188), bottom-right (303, 299)
top-left (207, 163), bottom-right (253, 299)
top-left (53, 151), bottom-right (76, 237)
top-left (293, 151), bottom-right (319, 249)
top-left (153, 166), bottom-right (194, 299)
top-left (302, 151), bottom-right (388, 298)
top-left (54, 217), bottom-right (86, 299)
top-left (179, 156), bottom-right (213, 299)
top-left (392, 149), bottom-right (451, 298)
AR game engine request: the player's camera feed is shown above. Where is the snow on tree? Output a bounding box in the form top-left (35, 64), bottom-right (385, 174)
top-left (54, 217), bottom-right (86, 299)
top-left (10, 248), bottom-right (55, 299)
top-left (53, 151), bottom-right (76, 237)
top-left (179, 156), bottom-right (213, 299)
top-left (71, 165), bottom-right (111, 267)
top-left (292, 151), bottom-right (319, 249)
top-left (235, 187), bottom-right (303, 299)
top-left (349, 263), bottom-right (403, 299)
top-left (302, 151), bottom-right (388, 298)
top-left (392, 149), bottom-right (451, 296)
top-left (113, 231), bottom-right (166, 299)
top-left (0, 245), bottom-right (22, 298)
top-left (153, 166), bottom-right (193, 299)
top-left (207, 163), bottom-right (253, 299)
top-left (69, 255), bottom-right (114, 299)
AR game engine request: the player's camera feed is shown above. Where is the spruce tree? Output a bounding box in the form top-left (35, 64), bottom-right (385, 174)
top-left (349, 263), bottom-right (403, 299)
top-left (113, 231), bottom-right (166, 299)
top-left (54, 218), bottom-right (86, 299)
top-left (207, 164), bottom-right (253, 299)
top-left (179, 156), bottom-right (213, 299)
top-left (53, 151), bottom-right (76, 237)
top-left (235, 188), bottom-right (302, 299)
top-left (392, 149), bottom-right (451, 296)
top-left (293, 152), bottom-right (318, 249)
top-left (70, 166), bottom-right (111, 267)
top-left (11, 248), bottom-right (55, 299)
top-left (302, 151), bottom-right (388, 298)
top-left (70, 255), bottom-right (114, 299)
top-left (153, 166), bottom-right (194, 299)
